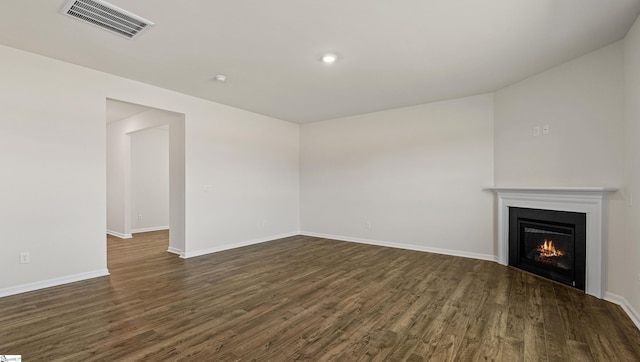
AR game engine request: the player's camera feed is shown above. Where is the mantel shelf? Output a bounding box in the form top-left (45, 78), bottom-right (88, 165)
top-left (488, 186), bottom-right (617, 193)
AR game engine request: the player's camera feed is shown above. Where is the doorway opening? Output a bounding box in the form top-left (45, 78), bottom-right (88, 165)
top-left (106, 98), bottom-right (185, 257)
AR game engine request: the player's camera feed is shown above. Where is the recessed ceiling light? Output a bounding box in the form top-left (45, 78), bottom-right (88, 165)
top-left (322, 53), bottom-right (337, 64)
top-left (213, 74), bottom-right (227, 82)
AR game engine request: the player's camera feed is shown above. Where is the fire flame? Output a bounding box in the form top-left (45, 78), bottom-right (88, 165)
top-left (537, 239), bottom-right (564, 257)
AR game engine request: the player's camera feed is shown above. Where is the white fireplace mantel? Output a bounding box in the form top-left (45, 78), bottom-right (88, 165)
top-left (490, 187), bottom-right (617, 298)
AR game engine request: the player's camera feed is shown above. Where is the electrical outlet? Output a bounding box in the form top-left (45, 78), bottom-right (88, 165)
top-left (542, 124), bottom-right (550, 135)
top-left (20, 252), bottom-right (30, 264)
top-left (365, 221), bottom-right (372, 229)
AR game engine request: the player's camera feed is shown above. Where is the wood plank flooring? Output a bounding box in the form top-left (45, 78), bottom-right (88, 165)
top-left (1, 231), bottom-right (640, 361)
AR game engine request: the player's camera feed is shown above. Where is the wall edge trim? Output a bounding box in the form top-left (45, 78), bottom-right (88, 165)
top-left (604, 292), bottom-right (640, 331)
top-left (107, 230), bottom-right (132, 239)
top-left (0, 269), bottom-right (110, 298)
top-left (167, 247), bottom-right (184, 257)
top-left (300, 231), bottom-right (498, 262)
top-left (182, 232), bottom-right (300, 259)
top-left (131, 226), bottom-right (170, 234)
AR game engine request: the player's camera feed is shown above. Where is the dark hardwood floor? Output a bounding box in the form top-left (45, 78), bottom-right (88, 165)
top-left (1, 231), bottom-right (639, 361)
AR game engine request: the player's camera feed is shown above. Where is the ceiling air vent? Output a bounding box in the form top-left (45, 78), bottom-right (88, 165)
top-left (60, 0), bottom-right (154, 39)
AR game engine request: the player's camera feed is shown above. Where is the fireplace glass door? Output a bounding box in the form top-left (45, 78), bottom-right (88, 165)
top-left (508, 207), bottom-right (586, 290)
top-left (519, 221), bottom-right (574, 285)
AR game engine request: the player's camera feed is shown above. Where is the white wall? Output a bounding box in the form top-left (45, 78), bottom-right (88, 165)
top-left (494, 42), bottom-right (627, 299)
top-left (0, 46), bottom-right (108, 293)
top-left (130, 126), bottom-right (169, 232)
top-left (300, 94), bottom-right (495, 259)
top-left (0, 44), bottom-right (300, 295)
top-left (494, 42), bottom-right (624, 187)
top-left (184, 107), bottom-right (300, 257)
top-left (623, 14), bottom-right (640, 321)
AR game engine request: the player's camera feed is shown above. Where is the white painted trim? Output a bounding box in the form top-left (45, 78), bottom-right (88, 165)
top-left (605, 292), bottom-right (640, 331)
top-left (491, 187), bottom-right (616, 299)
top-left (183, 232), bottom-right (299, 259)
top-left (300, 231), bottom-right (498, 262)
top-left (167, 246), bottom-right (184, 257)
top-left (131, 226), bottom-right (170, 234)
top-left (0, 269), bottom-right (110, 298)
top-left (490, 187), bottom-right (617, 193)
top-left (107, 230), bottom-right (132, 239)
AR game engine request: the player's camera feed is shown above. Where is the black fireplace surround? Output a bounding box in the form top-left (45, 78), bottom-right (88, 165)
top-left (509, 207), bottom-right (587, 290)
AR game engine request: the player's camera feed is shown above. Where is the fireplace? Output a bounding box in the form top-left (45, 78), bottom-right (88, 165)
top-left (491, 187), bottom-right (615, 298)
top-left (509, 207), bottom-right (586, 290)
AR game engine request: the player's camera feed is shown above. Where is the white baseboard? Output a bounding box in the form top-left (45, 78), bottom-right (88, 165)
top-left (604, 292), bottom-right (640, 331)
top-left (131, 226), bottom-right (170, 234)
top-left (167, 246), bottom-right (184, 257)
top-left (183, 232), bottom-right (299, 259)
top-left (300, 231), bottom-right (498, 262)
top-left (0, 269), bottom-right (110, 298)
top-left (107, 230), bottom-right (132, 239)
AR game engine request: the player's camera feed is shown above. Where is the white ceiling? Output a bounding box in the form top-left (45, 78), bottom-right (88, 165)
top-left (2, 0), bottom-right (640, 124)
